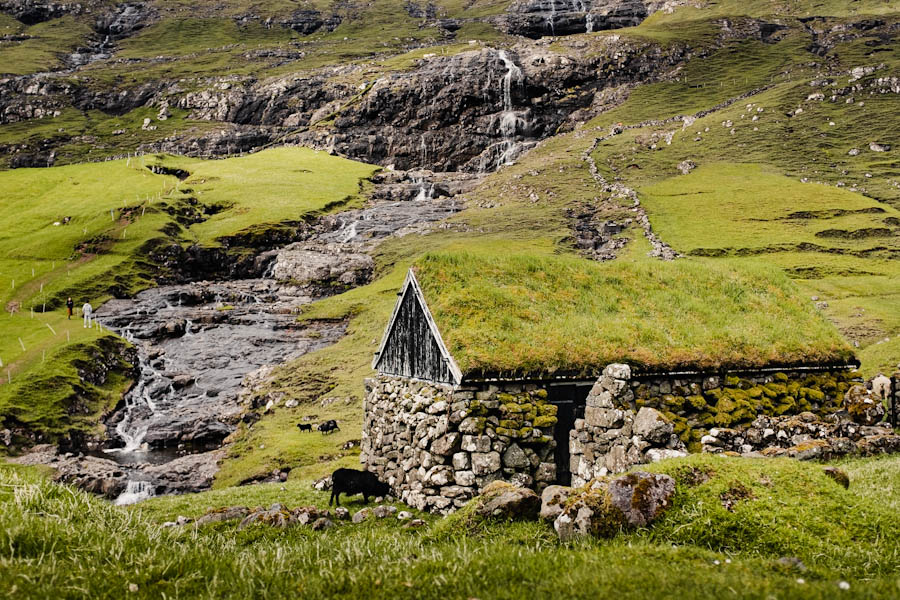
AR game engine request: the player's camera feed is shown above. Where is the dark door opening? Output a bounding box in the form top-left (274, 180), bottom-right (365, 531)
top-left (548, 383), bottom-right (589, 486)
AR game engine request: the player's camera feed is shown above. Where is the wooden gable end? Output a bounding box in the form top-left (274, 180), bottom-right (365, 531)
top-left (373, 270), bottom-right (461, 385)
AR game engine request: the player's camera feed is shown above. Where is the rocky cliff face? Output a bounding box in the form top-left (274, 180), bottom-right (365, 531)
top-left (498, 0), bottom-right (693, 39)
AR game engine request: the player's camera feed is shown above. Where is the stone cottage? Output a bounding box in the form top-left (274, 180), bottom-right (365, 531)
top-left (361, 253), bottom-right (865, 513)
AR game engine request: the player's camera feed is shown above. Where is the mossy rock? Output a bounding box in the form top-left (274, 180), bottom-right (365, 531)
top-left (747, 387), bottom-right (763, 399)
top-left (688, 395), bottom-right (707, 410)
top-left (724, 375), bottom-right (741, 387)
top-left (531, 389), bottom-right (548, 400)
top-left (537, 404), bottom-right (558, 417)
top-left (774, 372), bottom-right (789, 382)
top-left (635, 384), bottom-right (652, 399)
top-left (533, 415), bottom-right (557, 428)
top-left (663, 395), bottom-right (685, 409)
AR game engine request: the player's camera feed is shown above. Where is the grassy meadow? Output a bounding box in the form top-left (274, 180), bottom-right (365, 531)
top-left (2, 454), bottom-right (899, 598)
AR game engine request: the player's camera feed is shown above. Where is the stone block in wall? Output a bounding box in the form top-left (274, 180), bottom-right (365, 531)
top-left (471, 451), bottom-right (501, 475)
top-left (605, 444), bottom-right (629, 473)
top-left (585, 407), bottom-right (626, 428)
top-left (502, 444), bottom-right (529, 469)
top-left (461, 434), bottom-right (491, 453)
top-left (535, 462), bottom-right (556, 482)
top-left (633, 407), bottom-right (674, 444)
top-left (452, 452), bottom-right (470, 470)
top-left (604, 363), bottom-right (632, 380)
top-left (424, 466), bottom-right (454, 486)
top-left (432, 432), bottom-right (461, 456)
top-left (454, 470), bottom-right (476, 486)
top-left (586, 390), bottom-right (614, 409)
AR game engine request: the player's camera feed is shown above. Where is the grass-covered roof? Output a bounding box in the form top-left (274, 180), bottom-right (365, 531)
top-left (411, 251), bottom-right (855, 378)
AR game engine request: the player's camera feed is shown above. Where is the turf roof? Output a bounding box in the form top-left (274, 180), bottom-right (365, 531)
top-left (409, 251), bottom-right (856, 378)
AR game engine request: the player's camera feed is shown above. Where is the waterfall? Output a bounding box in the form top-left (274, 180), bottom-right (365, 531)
top-left (546, 0), bottom-right (557, 36)
top-left (411, 173), bottom-right (435, 202)
top-left (114, 480), bottom-right (154, 506)
top-left (494, 50), bottom-right (527, 169)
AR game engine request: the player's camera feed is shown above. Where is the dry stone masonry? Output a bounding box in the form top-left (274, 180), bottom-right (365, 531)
top-left (362, 375), bottom-right (558, 513)
top-left (363, 366), bottom-right (900, 513)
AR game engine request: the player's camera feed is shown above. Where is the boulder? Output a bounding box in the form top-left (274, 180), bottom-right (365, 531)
top-left (311, 517), bottom-right (334, 531)
top-left (540, 485), bottom-right (574, 521)
top-left (352, 508), bottom-right (373, 523)
top-left (333, 507), bottom-right (350, 520)
top-left (553, 471), bottom-right (676, 540)
top-left (475, 481), bottom-right (541, 520)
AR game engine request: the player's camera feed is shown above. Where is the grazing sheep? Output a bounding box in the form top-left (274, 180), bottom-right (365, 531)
top-left (871, 374), bottom-right (891, 401)
top-left (329, 468), bottom-right (390, 506)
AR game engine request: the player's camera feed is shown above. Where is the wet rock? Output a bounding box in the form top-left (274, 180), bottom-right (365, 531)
top-left (143, 450), bottom-right (223, 495)
top-left (474, 480), bottom-right (541, 520)
top-left (270, 244), bottom-right (374, 291)
top-left (196, 506), bottom-right (251, 526)
top-left (823, 466), bottom-right (849, 489)
top-left (539, 484), bottom-right (574, 521)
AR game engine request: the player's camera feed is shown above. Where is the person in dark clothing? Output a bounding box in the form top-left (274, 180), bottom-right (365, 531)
top-left (66, 297), bottom-right (74, 320)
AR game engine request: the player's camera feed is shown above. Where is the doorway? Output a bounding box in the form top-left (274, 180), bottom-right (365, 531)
top-left (547, 382), bottom-right (590, 486)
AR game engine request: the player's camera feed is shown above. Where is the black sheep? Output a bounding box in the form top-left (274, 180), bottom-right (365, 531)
top-left (318, 419), bottom-right (340, 434)
top-left (329, 468), bottom-right (390, 506)
top-left (297, 423), bottom-right (312, 432)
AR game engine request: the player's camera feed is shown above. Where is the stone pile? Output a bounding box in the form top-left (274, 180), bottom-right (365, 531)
top-left (362, 375), bottom-right (559, 514)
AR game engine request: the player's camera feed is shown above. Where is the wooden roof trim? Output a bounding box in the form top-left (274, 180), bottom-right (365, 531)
top-left (372, 268), bottom-right (463, 385)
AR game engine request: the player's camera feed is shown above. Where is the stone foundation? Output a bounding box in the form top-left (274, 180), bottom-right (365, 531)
top-left (362, 375), bottom-right (558, 513)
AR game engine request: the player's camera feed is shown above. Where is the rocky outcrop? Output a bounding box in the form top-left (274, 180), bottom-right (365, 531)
top-left (499, 0), bottom-right (693, 39)
top-left (0, 0), bottom-right (90, 25)
top-left (144, 449), bottom-right (223, 494)
top-left (270, 244), bottom-right (374, 292)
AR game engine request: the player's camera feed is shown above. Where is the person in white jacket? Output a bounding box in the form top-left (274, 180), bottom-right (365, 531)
top-left (82, 302), bottom-right (93, 328)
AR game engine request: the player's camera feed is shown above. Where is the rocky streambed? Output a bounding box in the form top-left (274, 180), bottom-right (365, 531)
top-left (15, 171), bottom-right (468, 505)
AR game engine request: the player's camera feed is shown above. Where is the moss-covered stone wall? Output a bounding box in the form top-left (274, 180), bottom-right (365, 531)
top-left (623, 369), bottom-right (858, 453)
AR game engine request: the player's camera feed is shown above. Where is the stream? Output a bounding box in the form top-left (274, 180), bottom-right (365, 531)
top-left (92, 173), bottom-right (466, 504)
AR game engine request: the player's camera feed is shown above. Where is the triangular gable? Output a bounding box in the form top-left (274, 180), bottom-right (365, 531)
top-left (372, 269), bottom-right (462, 385)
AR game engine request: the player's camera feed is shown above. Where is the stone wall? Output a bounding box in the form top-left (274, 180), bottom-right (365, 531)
top-left (569, 364), bottom-right (687, 486)
top-left (362, 375), bottom-right (558, 514)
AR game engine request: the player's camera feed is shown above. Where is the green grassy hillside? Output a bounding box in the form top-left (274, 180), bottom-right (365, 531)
top-left (0, 147), bottom-right (376, 443)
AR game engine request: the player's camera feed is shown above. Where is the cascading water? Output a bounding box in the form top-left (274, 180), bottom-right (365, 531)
top-left (114, 480), bottom-right (154, 506)
top-left (477, 50), bottom-right (530, 172)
